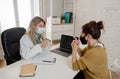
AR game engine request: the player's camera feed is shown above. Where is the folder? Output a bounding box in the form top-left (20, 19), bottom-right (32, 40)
top-left (19, 63), bottom-right (37, 77)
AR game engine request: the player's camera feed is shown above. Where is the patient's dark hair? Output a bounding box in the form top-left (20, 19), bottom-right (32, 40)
top-left (82, 21), bottom-right (104, 39)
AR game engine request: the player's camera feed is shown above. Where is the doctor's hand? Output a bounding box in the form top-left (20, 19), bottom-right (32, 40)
top-left (40, 40), bottom-right (49, 48)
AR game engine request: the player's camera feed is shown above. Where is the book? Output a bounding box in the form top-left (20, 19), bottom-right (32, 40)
top-left (19, 63), bottom-right (37, 77)
top-left (64, 12), bottom-right (72, 23)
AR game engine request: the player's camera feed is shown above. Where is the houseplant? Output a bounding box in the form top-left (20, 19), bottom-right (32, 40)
top-left (61, 16), bottom-right (65, 23)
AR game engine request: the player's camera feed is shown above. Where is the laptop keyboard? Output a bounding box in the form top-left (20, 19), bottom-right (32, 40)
top-left (51, 48), bottom-right (71, 57)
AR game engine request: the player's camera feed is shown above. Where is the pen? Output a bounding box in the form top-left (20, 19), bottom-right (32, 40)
top-left (42, 60), bottom-right (53, 63)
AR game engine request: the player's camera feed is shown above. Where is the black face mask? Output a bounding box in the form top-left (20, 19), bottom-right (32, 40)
top-left (80, 35), bottom-right (87, 44)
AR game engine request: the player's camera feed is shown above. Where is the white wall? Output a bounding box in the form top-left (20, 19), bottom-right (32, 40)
top-left (43, 0), bottom-right (50, 20)
top-left (42, 0), bottom-right (64, 20)
top-left (74, 0), bottom-right (120, 65)
top-left (51, 0), bottom-right (64, 17)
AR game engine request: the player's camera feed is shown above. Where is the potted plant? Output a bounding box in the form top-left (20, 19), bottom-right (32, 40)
top-left (61, 16), bottom-right (65, 23)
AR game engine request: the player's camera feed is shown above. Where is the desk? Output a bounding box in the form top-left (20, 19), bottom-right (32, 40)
top-left (0, 45), bottom-right (78, 79)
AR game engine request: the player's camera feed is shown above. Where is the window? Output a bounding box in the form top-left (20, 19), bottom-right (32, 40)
top-left (0, 0), bottom-right (43, 32)
top-left (0, 0), bottom-right (16, 32)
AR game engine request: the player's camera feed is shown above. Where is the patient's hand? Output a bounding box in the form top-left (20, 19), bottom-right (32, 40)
top-left (71, 38), bottom-right (79, 52)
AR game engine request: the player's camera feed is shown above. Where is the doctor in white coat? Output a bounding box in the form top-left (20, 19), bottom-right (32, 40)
top-left (20, 16), bottom-right (51, 59)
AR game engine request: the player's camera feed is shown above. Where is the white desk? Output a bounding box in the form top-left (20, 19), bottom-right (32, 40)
top-left (0, 45), bottom-right (78, 79)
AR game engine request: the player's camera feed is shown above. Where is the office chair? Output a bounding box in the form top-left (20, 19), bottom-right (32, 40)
top-left (1, 27), bottom-right (26, 65)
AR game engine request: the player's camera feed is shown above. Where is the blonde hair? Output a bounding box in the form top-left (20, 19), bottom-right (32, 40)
top-left (27, 16), bottom-right (45, 45)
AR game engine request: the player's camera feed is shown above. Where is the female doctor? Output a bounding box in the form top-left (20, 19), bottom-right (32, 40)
top-left (20, 16), bottom-right (51, 59)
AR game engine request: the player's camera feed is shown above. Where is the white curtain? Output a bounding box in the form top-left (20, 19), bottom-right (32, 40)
top-left (0, 0), bottom-right (16, 32)
top-left (31, 0), bottom-right (43, 18)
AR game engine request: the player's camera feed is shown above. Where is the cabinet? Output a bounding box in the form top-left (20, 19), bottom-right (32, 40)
top-left (46, 23), bottom-right (74, 41)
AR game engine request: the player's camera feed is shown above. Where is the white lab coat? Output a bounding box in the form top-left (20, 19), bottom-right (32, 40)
top-left (20, 34), bottom-right (51, 59)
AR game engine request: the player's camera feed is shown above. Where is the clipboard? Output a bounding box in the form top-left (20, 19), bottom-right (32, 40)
top-left (19, 63), bottom-right (37, 77)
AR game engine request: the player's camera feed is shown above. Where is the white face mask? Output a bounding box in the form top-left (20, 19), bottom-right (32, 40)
top-left (36, 27), bottom-right (45, 35)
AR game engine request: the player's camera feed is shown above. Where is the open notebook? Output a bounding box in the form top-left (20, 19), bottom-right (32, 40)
top-left (19, 63), bottom-right (37, 77)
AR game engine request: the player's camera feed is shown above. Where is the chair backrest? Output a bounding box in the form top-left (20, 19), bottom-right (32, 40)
top-left (1, 27), bottom-right (26, 65)
top-left (110, 70), bottom-right (120, 79)
top-left (110, 57), bottom-right (120, 79)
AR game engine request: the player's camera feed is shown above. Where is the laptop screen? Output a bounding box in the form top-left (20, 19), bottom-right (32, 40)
top-left (60, 34), bottom-right (78, 53)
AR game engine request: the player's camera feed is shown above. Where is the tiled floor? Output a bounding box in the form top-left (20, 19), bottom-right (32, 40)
top-left (0, 59), bottom-right (6, 68)
top-left (52, 40), bottom-right (60, 45)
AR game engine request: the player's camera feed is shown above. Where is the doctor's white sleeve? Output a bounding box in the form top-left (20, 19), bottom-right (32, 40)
top-left (20, 35), bottom-right (42, 59)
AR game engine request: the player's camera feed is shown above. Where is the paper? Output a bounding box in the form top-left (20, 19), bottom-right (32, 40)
top-left (19, 63), bottom-right (37, 77)
top-left (31, 53), bottom-right (56, 65)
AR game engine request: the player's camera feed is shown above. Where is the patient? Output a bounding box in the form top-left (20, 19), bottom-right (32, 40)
top-left (71, 21), bottom-right (110, 79)
top-left (20, 16), bottom-right (51, 59)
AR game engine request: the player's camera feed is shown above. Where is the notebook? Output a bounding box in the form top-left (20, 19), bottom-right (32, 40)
top-left (19, 63), bottom-right (37, 77)
top-left (51, 34), bottom-right (78, 57)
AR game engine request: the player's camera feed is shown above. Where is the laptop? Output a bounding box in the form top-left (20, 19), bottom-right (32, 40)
top-left (51, 34), bottom-right (78, 57)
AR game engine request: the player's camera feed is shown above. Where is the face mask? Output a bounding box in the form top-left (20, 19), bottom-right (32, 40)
top-left (36, 27), bottom-right (45, 35)
top-left (80, 35), bottom-right (87, 44)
